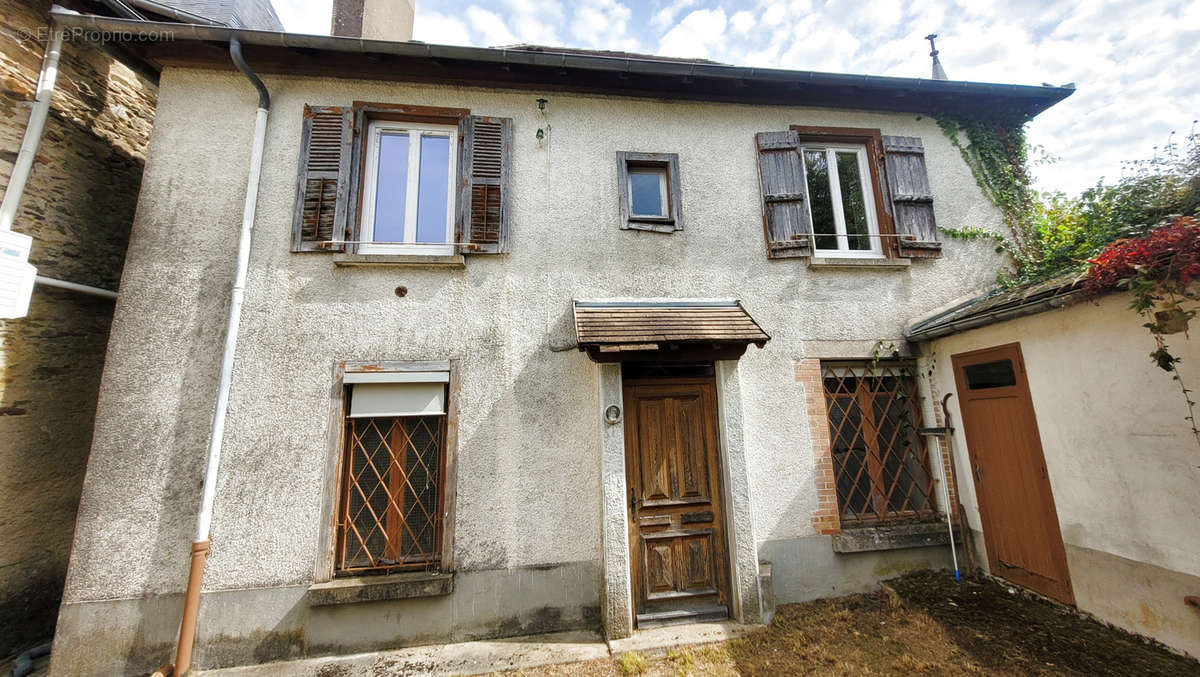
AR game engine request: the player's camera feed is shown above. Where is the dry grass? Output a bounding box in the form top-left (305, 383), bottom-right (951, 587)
top-left (491, 572), bottom-right (1200, 677)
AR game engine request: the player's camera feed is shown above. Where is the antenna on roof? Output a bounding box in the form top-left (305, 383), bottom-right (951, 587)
top-left (926, 33), bottom-right (948, 80)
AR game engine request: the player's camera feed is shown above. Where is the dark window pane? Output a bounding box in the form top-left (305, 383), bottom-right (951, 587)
top-left (836, 151), bottom-right (871, 251)
top-left (804, 150), bottom-right (837, 249)
top-left (415, 135), bottom-right (450, 244)
top-left (964, 360), bottom-right (1017, 389)
top-left (373, 133), bottom-right (409, 243)
top-left (630, 169), bottom-right (665, 217)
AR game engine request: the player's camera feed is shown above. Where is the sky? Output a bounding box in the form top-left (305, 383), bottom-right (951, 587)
top-left (271, 0), bottom-right (1200, 196)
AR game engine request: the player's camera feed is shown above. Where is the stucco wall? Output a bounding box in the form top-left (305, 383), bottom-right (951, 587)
top-left (0, 0), bottom-right (154, 658)
top-left (56, 66), bottom-right (1007, 668)
top-left (926, 293), bottom-right (1200, 655)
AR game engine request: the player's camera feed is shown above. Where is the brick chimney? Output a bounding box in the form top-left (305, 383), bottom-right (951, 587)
top-left (332, 0), bottom-right (415, 42)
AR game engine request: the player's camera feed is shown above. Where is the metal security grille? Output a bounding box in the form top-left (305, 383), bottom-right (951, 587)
top-left (337, 415), bottom-right (444, 574)
top-left (821, 363), bottom-right (934, 524)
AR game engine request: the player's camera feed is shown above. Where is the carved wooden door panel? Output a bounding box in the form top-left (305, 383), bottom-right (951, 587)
top-left (952, 343), bottom-right (1074, 604)
top-left (624, 378), bottom-right (729, 624)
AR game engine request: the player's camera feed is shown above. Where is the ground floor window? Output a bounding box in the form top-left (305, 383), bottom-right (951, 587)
top-left (337, 374), bottom-right (448, 574)
top-left (820, 362), bottom-right (933, 524)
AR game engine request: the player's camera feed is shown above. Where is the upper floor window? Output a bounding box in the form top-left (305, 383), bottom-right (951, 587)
top-left (754, 126), bottom-right (943, 260)
top-left (360, 121), bottom-right (457, 255)
top-left (291, 103), bottom-right (512, 256)
top-left (801, 144), bottom-right (881, 257)
top-left (617, 151), bottom-right (683, 233)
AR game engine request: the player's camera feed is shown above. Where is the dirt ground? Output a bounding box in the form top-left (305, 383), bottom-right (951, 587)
top-left (492, 571), bottom-right (1200, 676)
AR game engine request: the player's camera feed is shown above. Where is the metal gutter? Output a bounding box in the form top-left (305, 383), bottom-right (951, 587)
top-left (905, 287), bottom-right (1087, 342)
top-left (47, 9), bottom-right (1075, 116)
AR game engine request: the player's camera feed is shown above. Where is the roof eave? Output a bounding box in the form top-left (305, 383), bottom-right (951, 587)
top-left (48, 9), bottom-right (1076, 118)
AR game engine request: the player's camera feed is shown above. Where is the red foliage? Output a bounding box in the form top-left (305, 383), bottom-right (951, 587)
top-left (1083, 216), bottom-right (1200, 294)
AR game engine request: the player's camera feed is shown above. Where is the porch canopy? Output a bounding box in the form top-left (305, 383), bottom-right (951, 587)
top-left (573, 299), bottom-right (770, 362)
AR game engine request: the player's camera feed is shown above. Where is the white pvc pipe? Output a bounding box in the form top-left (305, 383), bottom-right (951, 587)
top-left (193, 105), bottom-right (268, 542)
top-left (35, 275), bottom-right (118, 299)
top-left (1, 27), bottom-right (63, 231)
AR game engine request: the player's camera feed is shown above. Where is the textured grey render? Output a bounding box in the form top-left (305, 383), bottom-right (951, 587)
top-left (159, 0), bottom-right (283, 30)
top-left (51, 67), bottom-right (1008, 674)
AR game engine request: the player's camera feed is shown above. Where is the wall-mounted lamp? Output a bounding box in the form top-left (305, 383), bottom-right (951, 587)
top-left (536, 98), bottom-right (548, 111)
top-left (604, 404), bottom-right (622, 425)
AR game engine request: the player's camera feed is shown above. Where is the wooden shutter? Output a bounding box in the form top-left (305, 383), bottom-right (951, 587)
top-left (456, 116), bottom-right (512, 254)
top-left (291, 105), bottom-right (353, 252)
top-left (882, 135), bottom-right (941, 257)
top-left (755, 130), bottom-right (813, 258)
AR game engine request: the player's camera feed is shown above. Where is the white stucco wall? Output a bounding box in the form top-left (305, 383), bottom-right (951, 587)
top-left (62, 67), bottom-right (1009, 605)
top-left (928, 294), bottom-right (1200, 579)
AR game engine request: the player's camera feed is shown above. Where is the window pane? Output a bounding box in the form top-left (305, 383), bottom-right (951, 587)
top-left (630, 169), bottom-right (666, 217)
top-left (415, 135), bottom-right (451, 244)
top-left (871, 385), bottom-right (929, 513)
top-left (836, 151), bottom-right (871, 251)
top-left (963, 360), bottom-right (1017, 389)
top-left (372, 133), bottom-right (409, 243)
top-left (804, 150), bottom-right (837, 249)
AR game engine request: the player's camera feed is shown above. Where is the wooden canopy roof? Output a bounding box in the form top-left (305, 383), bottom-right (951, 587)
top-left (573, 300), bottom-right (769, 362)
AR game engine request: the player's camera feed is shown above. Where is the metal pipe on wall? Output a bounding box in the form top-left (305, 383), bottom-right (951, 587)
top-left (0, 24), bottom-right (63, 231)
top-left (171, 37), bottom-right (270, 677)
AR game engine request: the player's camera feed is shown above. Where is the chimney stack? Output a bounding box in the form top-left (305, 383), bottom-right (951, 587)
top-left (332, 0), bottom-right (415, 42)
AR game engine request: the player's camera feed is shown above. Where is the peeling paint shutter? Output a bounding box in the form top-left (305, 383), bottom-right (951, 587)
top-left (291, 105), bottom-right (353, 252)
top-left (457, 116), bottom-right (512, 254)
top-left (883, 135), bottom-right (941, 257)
top-left (755, 130), bottom-right (813, 258)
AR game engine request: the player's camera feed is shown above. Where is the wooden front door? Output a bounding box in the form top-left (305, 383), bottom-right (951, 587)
top-left (952, 343), bottom-right (1074, 604)
top-left (624, 378), bottom-right (730, 625)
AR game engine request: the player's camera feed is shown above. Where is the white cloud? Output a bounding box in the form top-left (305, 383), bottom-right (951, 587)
top-left (271, 0), bottom-right (331, 35)
top-left (571, 0), bottom-right (639, 51)
top-left (658, 8), bottom-right (728, 60)
top-left (465, 6), bottom-right (519, 46)
top-left (413, 11), bottom-right (472, 45)
top-left (651, 0), bottom-right (696, 31)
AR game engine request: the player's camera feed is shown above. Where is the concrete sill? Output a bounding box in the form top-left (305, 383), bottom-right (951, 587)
top-left (832, 522), bottom-right (950, 554)
top-left (308, 571), bottom-right (454, 606)
top-left (808, 257), bottom-right (911, 270)
top-left (332, 254), bottom-right (466, 268)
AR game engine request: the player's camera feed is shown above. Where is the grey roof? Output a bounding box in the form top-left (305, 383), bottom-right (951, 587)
top-left (146, 0), bottom-right (282, 30)
top-left (905, 271), bottom-right (1088, 342)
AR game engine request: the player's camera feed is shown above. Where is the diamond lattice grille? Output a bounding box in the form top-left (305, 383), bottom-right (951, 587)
top-left (338, 415), bottom-right (444, 574)
top-left (822, 363), bottom-right (934, 524)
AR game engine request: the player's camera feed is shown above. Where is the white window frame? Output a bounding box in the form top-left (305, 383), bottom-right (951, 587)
top-left (800, 144), bottom-right (882, 258)
top-left (360, 120), bottom-right (457, 256)
top-left (627, 166), bottom-right (669, 218)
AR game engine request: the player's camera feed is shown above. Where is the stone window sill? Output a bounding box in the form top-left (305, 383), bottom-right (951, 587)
top-left (332, 254), bottom-right (466, 268)
top-left (831, 521), bottom-right (950, 553)
top-left (808, 256), bottom-right (911, 270)
top-left (308, 571), bottom-right (454, 606)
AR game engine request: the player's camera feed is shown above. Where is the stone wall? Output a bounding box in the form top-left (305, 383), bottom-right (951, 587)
top-left (0, 0), bottom-right (155, 658)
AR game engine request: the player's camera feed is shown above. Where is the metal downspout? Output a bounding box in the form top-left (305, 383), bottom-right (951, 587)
top-left (0, 24), bottom-right (63, 232)
top-left (171, 37), bottom-right (269, 677)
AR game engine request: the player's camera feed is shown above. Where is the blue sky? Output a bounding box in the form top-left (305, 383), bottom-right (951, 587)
top-left (271, 0), bottom-right (1200, 196)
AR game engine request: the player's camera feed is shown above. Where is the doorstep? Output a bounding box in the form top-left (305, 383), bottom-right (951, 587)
top-left (194, 620), bottom-right (762, 676)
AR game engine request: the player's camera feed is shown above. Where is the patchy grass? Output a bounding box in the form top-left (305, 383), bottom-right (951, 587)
top-left (490, 571), bottom-right (1200, 676)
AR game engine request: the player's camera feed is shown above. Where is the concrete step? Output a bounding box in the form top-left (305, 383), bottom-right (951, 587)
top-left (636, 604), bottom-right (728, 629)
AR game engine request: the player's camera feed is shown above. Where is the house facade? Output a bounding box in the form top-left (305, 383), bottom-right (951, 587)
top-left (907, 280), bottom-right (1200, 658)
top-left (45, 11), bottom-right (1074, 676)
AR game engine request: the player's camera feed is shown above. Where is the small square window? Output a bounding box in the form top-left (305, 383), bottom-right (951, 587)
top-left (617, 151), bottom-right (682, 233)
top-left (360, 121), bottom-right (457, 255)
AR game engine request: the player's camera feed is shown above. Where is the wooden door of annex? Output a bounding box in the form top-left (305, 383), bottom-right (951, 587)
top-left (952, 343), bottom-right (1074, 604)
top-left (623, 378), bottom-right (731, 627)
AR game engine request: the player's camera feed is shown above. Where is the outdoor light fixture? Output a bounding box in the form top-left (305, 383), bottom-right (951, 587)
top-left (604, 404), bottom-right (622, 424)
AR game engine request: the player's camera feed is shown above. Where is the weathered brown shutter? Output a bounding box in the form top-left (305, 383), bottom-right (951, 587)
top-left (882, 135), bottom-right (941, 257)
top-left (755, 130), bottom-right (812, 258)
top-left (456, 115), bottom-right (512, 254)
top-left (291, 105), bottom-right (353, 252)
